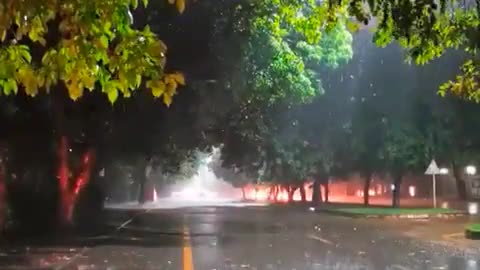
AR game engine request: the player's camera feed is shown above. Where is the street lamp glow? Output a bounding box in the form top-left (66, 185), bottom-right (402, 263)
top-left (466, 165), bottom-right (477, 175)
top-left (468, 202), bottom-right (478, 215)
top-left (439, 168), bottom-right (449, 175)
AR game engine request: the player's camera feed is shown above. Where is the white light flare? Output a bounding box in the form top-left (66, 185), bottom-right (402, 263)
top-left (466, 165), bottom-right (477, 175)
top-left (468, 202), bottom-right (478, 215)
top-left (170, 186), bottom-right (218, 201)
top-left (408, 186), bottom-right (416, 197)
top-left (439, 168), bottom-right (449, 175)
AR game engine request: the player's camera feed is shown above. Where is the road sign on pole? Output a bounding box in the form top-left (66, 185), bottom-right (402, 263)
top-left (425, 160), bottom-right (440, 208)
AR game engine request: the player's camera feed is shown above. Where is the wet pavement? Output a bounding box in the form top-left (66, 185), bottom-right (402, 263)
top-left (1, 205), bottom-right (480, 269)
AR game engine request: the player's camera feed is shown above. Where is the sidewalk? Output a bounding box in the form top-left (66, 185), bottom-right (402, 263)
top-left (375, 216), bottom-right (480, 252)
top-left (326, 196), bottom-right (468, 210)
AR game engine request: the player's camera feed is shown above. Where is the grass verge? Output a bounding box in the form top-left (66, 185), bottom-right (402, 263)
top-left (466, 224), bottom-right (480, 240)
top-left (329, 207), bottom-right (460, 216)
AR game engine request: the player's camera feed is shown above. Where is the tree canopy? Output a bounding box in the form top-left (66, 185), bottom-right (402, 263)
top-left (213, 13), bottom-right (354, 185)
top-left (0, 0), bottom-right (185, 105)
top-left (4, 0), bottom-right (480, 191)
top-left (3, 0), bottom-right (480, 104)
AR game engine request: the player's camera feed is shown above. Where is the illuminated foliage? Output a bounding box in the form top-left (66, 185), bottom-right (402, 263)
top-left (0, 0), bottom-right (185, 105)
top-left (232, 0), bottom-right (480, 102)
top-left (242, 26), bottom-right (319, 105)
top-left (296, 22), bottom-right (353, 69)
top-left (210, 0), bottom-right (355, 182)
top-left (238, 1), bottom-right (353, 105)
top-left (439, 60), bottom-right (480, 102)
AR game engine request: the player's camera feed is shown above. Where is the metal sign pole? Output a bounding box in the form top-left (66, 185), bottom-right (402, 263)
top-left (425, 160), bottom-right (440, 209)
top-left (433, 173), bottom-right (437, 208)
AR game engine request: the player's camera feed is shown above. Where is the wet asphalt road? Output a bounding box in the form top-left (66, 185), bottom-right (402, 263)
top-left (2, 205), bottom-right (480, 270)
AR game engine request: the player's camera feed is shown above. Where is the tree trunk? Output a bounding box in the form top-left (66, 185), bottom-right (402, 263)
top-left (72, 150), bottom-right (95, 197)
top-left (324, 180), bottom-right (329, 203)
top-left (312, 179), bottom-right (322, 205)
top-left (269, 185), bottom-right (275, 201)
top-left (72, 150), bottom-right (102, 230)
top-left (363, 171), bottom-right (372, 206)
top-left (0, 153), bottom-right (6, 233)
top-left (392, 172), bottom-right (403, 208)
top-left (273, 186), bottom-right (278, 202)
top-left (241, 187), bottom-right (246, 200)
top-left (137, 174), bottom-right (147, 204)
top-left (287, 185), bottom-right (296, 202)
top-left (136, 157), bottom-right (152, 204)
top-left (300, 184), bottom-right (306, 203)
top-left (57, 136), bottom-right (71, 225)
top-left (56, 136), bottom-right (96, 226)
top-left (51, 87), bottom-right (73, 227)
top-left (452, 162), bottom-right (467, 200)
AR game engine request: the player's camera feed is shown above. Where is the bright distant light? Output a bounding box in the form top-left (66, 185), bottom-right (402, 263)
top-left (466, 165), bottom-right (477, 175)
top-left (255, 189), bottom-right (268, 201)
top-left (408, 186), bottom-right (416, 197)
top-left (309, 207), bottom-right (316, 212)
top-left (439, 168), bottom-right (449, 175)
top-left (391, 184), bottom-right (395, 191)
top-left (170, 187), bottom-right (218, 201)
top-left (468, 202), bottom-right (478, 215)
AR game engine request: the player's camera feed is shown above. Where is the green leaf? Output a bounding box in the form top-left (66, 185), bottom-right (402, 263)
top-left (135, 75), bottom-right (142, 88)
top-left (0, 81), bottom-right (5, 95)
top-left (107, 89), bottom-right (118, 104)
top-left (100, 35), bottom-right (109, 48)
top-left (9, 79), bottom-right (18, 94)
top-left (131, 0), bottom-right (138, 8)
top-left (2, 79), bottom-right (18, 96)
top-left (18, 46), bottom-right (32, 63)
top-left (147, 80), bottom-right (166, 98)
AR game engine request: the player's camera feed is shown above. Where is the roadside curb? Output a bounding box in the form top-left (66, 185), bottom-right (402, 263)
top-left (321, 209), bottom-right (466, 219)
top-left (465, 224), bottom-right (480, 240)
top-left (465, 229), bottom-right (480, 240)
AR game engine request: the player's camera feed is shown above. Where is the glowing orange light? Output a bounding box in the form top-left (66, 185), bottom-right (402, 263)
top-left (256, 189), bottom-right (268, 201)
top-left (279, 190), bottom-right (289, 202)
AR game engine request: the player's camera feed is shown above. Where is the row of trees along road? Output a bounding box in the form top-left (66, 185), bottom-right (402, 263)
top-left (1, 0), bottom-right (480, 231)
top-left (206, 0), bottom-right (480, 207)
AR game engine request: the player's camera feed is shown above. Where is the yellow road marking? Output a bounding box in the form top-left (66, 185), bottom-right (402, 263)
top-left (183, 225), bottom-right (194, 270)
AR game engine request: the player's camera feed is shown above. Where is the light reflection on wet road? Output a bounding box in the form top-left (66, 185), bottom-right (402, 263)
top-left (2, 206), bottom-right (480, 269)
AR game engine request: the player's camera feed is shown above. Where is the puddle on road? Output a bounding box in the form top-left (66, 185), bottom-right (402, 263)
top-left (219, 256), bottom-right (480, 270)
top-left (211, 240), bottom-right (480, 270)
top-left (447, 257), bottom-right (479, 270)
